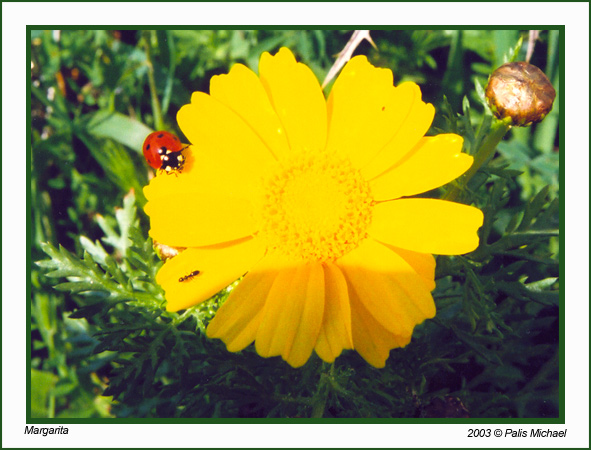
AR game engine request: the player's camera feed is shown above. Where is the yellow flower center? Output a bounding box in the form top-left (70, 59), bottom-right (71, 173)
top-left (257, 150), bottom-right (373, 262)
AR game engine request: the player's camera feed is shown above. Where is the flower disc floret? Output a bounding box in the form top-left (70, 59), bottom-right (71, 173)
top-left (257, 150), bottom-right (373, 262)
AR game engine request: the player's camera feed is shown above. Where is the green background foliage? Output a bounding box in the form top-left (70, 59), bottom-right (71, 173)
top-left (30, 29), bottom-right (560, 419)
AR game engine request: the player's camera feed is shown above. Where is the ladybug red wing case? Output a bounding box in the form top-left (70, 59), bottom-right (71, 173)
top-left (143, 131), bottom-right (186, 174)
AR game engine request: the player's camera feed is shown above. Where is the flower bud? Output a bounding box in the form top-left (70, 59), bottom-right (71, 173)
top-left (485, 61), bottom-right (556, 126)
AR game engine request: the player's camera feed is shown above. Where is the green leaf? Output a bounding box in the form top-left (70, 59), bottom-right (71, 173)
top-left (31, 369), bottom-right (58, 418)
top-left (54, 281), bottom-right (110, 294)
top-left (505, 35), bottom-right (524, 63)
top-left (79, 236), bottom-right (109, 266)
top-left (97, 190), bottom-right (138, 256)
top-left (518, 186), bottom-right (551, 231)
top-left (37, 243), bottom-right (89, 278)
top-left (461, 96), bottom-right (475, 142)
top-left (53, 377), bottom-right (78, 397)
top-left (497, 281), bottom-right (559, 306)
top-left (494, 31), bottom-right (521, 65)
top-left (494, 365), bottom-right (525, 389)
top-left (87, 110), bottom-right (153, 152)
top-left (505, 212), bottom-right (523, 234)
top-left (474, 77), bottom-right (488, 109)
top-left (440, 95), bottom-right (458, 133)
top-left (533, 197), bottom-right (559, 230)
top-left (450, 326), bottom-right (503, 365)
top-left (524, 277), bottom-right (558, 292)
top-left (68, 302), bottom-right (109, 319)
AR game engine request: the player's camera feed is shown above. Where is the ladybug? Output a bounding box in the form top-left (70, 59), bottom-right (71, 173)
top-left (143, 131), bottom-right (187, 175)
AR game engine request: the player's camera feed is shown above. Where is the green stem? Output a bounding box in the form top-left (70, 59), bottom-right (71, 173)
top-left (310, 396), bottom-right (327, 419)
top-left (144, 31), bottom-right (164, 131)
top-left (310, 363), bottom-right (334, 418)
top-left (444, 119), bottom-right (511, 202)
top-left (48, 393), bottom-right (55, 419)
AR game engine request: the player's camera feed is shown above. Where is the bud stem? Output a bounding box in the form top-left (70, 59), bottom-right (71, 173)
top-left (444, 118), bottom-right (511, 202)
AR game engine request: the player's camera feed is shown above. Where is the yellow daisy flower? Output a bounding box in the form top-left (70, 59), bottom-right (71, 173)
top-left (144, 48), bottom-right (483, 368)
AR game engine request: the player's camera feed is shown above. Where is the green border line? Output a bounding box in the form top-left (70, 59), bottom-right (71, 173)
top-left (27, 27), bottom-right (33, 421)
top-left (26, 25), bottom-right (565, 426)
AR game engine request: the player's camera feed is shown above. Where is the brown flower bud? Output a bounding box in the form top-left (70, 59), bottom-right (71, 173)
top-left (485, 61), bottom-right (556, 126)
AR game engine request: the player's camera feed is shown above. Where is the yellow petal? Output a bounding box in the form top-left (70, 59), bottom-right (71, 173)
top-left (259, 48), bottom-right (327, 154)
top-left (285, 263), bottom-right (325, 367)
top-left (143, 116), bottom-right (279, 247)
top-left (206, 254), bottom-right (282, 352)
top-left (177, 91), bottom-right (277, 184)
top-left (146, 90), bottom-right (284, 247)
top-left (369, 199), bottom-right (484, 255)
top-left (337, 239), bottom-right (436, 336)
top-left (349, 286), bottom-right (412, 368)
top-left (326, 56), bottom-right (397, 168)
top-left (383, 245), bottom-right (436, 292)
top-left (144, 187), bottom-right (258, 248)
top-left (156, 237), bottom-right (266, 312)
top-left (314, 262), bottom-right (353, 363)
top-left (209, 63), bottom-right (290, 161)
top-left (255, 261), bottom-right (325, 368)
top-left (361, 82), bottom-right (435, 180)
top-left (370, 134), bottom-right (473, 200)
top-left (254, 263), bottom-right (299, 358)
top-left (143, 143), bottom-right (260, 203)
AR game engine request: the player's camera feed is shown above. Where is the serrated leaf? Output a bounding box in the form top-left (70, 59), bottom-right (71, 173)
top-left (490, 178), bottom-right (509, 208)
top-left (452, 327), bottom-right (503, 365)
top-left (109, 291), bottom-right (139, 302)
top-left (68, 302), bottom-right (107, 319)
top-left (102, 382), bottom-right (125, 400)
top-left (38, 243), bottom-right (88, 277)
top-left (495, 260), bottom-right (528, 281)
top-left (518, 186), bottom-right (551, 231)
top-left (54, 281), bottom-right (110, 294)
top-left (493, 229), bottom-right (559, 253)
top-left (440, 95), bottom-right (458, 133)
top-left (127, 253), bottom-right (150, 273)
top-left (472, 113), bottom-right (493, 153)
top-left (505, 212), bottom-right (522, 234)
top-left (533, 197), bottom-right (559, 230)
top-left (525, 277), bottom-right (558, 292)
top-left (93, 331), bottom-right (129, 354)
top-left (501, 169), bottom-right (525, 178)
top-left (474, 77), bottom-right (487, 108)
top-left (507, 35), bottom-right (524, 63)
top-left (39, 241), bottom-right (60, 259)
top-left (98, 191), bottom-right (137, 256)
top-left (35, 259), bottom-right (57, 270)
top-left (96, 214), bottom-right (118, 246)
top-left (103, 255), bottom-right (126, 285)
top-left (80, 236), bottom-right (108, 266)
top-left (497, 281), bottom-right (559, 306)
